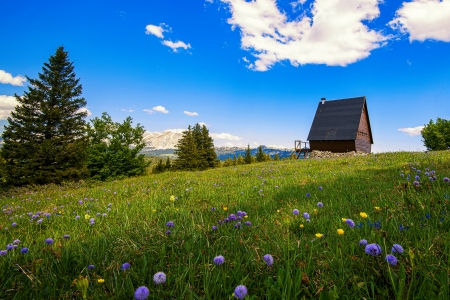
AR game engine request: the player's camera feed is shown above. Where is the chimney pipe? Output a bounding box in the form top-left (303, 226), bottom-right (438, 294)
top-left (321, 97), bottom-right (326, 105)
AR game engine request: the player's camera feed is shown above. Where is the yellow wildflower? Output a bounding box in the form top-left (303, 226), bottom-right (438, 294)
top-left (223, 207), bottom-right (228, 211)
top-left (315, 233), bottom-right (323, 238)
top-left (84, 214), bottom-right (90, 220)
top-left (342, 218), bottom-right (347, 222)
top-left (277, 210), bottom-right (280, 213)
top-left (170, 195), bottom-right (175, 201)
top-left (300, 224), bottom-right (304, 228)
top-left (244, 215), bottom-right (248, 218)
top-left (152, 209), bottom-right (156, 213)
top-left (314, 209), bottom-right (318, 213)
top-left (337, 229), bottom-right (344, 235)
top-left (374, 206), bottom-right (381, 211)
top-left (360, 212), bottom-right (368, 218)
top-left (97, 279), bottom-right (105, 283)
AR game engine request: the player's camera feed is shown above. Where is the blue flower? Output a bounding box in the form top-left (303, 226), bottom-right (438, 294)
top-left (212, 225), bottom-right (218, 230)
top-left (88, 264), bottom-right (95, 269)
top-left (306, 193), bottom-right (310, 197)
top-left (45, 238), bottom-right (54, 245)
top-left (121, 262), bottom-right (131, 270)
top-left (263, 254), bottom-right (274, 266)
top-left (213, 255), bottom-right (225, 265)
top-left (359, 239), bottom-right (368, 246)
top-left (365, 243), bottom-right (382, 256)
top-left (20, 248), bottom-right (28, 254)
top-left (317, 202), bottom-right (323, 207)
top-left (303, 212), bottom-right (310, 219)
top-left (153, 272), bottom-right (166, 284)
top-left (345, 219), bottom-right (355, 228)
top-left (134, 286), bottom-right (149, 300)
top-left (244, 221), bottom-right (252, 226)
top-left (293, 209), bottom-right (299, 215)
top-left (234, 285), bottom-right (248, 299)
top-left (166, 221), bottom-right (175, 227)
top-left (385, 254), bottom-right (398, 265)
top-left (392, 244), bottom-right (404, 253)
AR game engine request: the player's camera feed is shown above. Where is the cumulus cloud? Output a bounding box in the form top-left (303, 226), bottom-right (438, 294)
top-left (162, 40), bottom-right (191, 52)
top-left (221, 0), bottom-right (389, 71)
top-left (389, 0), bottom-right (450, 42)
top-left (210, 132), bottom-right (243, 140)
top-left (143, 105), bottom-right (169, 114)
top-left (76, 107), bottom-right (92, 116)
top-left (184, 110), bottom-right (198, 116)
top-left (398, 126), bottom-right (424, 137)
top-left (0, 95), bottom-right (19, 119)
top-left (145, 23), bottom-right (170, 38)
top-left (0, 70), bottom-right (26, 86)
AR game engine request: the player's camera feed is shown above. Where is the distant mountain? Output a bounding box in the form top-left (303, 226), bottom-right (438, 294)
top-left (142, 129), bottom-right (183, 150)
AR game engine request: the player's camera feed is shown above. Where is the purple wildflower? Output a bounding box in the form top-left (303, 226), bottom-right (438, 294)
top-left (263, 254), bottom-right (274, 266)
top-left (306, 193), bottom-right (310, 197)
top-left (244, 221), bottom-right (252, 226)
top-left (317, 202), bottom-right (323, 207)
top-left (345, 219), bottom-right (355, 228)
top-left (43, 212), bottom-right (51, 218)
top-left (318, 186), bottom-right (323, 190)
top-left (75, 216), bottom-right (80, 219)
top-left (0, 250), bottom-right (7, 256)
top-left (166, 221), bottom-right (175, 227)
top-left (102, 213), bottom-right (107, 217)
top-left (13, 239), bottom-right (20, 244)
top-left (88, 264), bottom-right (95, 269)
top-left (212, 225), bottom-right (218, 230)
top-left (165, 230), bottom-right (171, 235)
top-left (234, 222), bottom-right (241, 229)
top-left (6, 244), bottom-right (14, 251)
top-left (359, 239), bottom-right (368, 246)
top-left (11, 222), bottom-right (17, 227)
top-left (63, 234), bottom-right (70, 239)
top-left (365, 243), bottom-right (382, 256)
top-left (213, 255), bottom-right (225, 265)
top-left (45, 238), bottom-right (54, 245)
top-left (444, 177), bottom-right (449, 182)
top-left (78, 200), bottom-right (83, 205)
top-left (20, 248), bottom-right (28, 254)
top-left (108, 203), bottom-right (112, 207)
top-left (392, 244), bottom-right (404, 253)
top-left (293, 209), bottom-right (299, 215)
top-left (385, 254), bottom-right (398, 265)
top-left (121, 262), bottom-right (131, 270)
top-left (153, 272), bottom-right (166, 284)
top-left (224, 217), bottom-right (230, 223)
top-left (413, 181), bottom-right (419, 186)
top-left (229, 214), bottom-right (237, 221)
top-left (37, 219), bottom-right (43, 224)
top-left (303, 212), bottom-right (310, 219)
top-left (134, 286), bottom-right (149, 300)
top-left (234, 285), bottom-right (248, 299)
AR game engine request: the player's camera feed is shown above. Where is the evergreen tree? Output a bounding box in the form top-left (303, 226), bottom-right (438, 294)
top-left (152, 159), bottom-right (165, 174)
top-left (233, 154), bottom-right (237, 166)
top-left (237, 154), bottom-right (245, 165)
top-left (223, 157), bottom-right (234, 167)
top-left (201, 125), bottom-right (217, 168)
top-left (1, 46), bottom-right (89, 185)
top-left (244, 144), bottom-right (252, 164)
top-left (174, 126), bottom-right (199, 170)
top-left (164, 157), bottom-right (171, 171)
top-left (274, 153), bottom-right (280, 161)
top-left (256, 145), bottom-right (266, 162)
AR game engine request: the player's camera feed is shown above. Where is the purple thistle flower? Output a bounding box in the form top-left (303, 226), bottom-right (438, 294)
top-left (306, 193), bottom-right (310, 197)
top-left (45, 238), bottom-right (54, 245)
top-left (303, 212), bottom-right (310, 219)
top-left (413, 181), bottom-right (419, 186)
top-left (0, 250), bottom-right (7, 256)
top-left (20, 247), bottom-right (28, 254)
top-left (229, 214), bottom-right (237, 221)
top-left (213, 255), bottom-right (225, 265)
top-left (244, 221), bottom-right (252, 226)
top-left (317, 202), bottom-right (323, 207)
top-left (11, 222), bottom-right (17, 227)
top-left (345, 219), bottom-right (355, 228)
top-left (121, 262), bottom-right (131, 270)
top-left (88, 264), bottom-right (95, 269)
top-left (78, 200), bottom-right (83, 205)
top-left (13, 239), bottom-right (20, 244)
top-left (365, 243), bottom-right (382, 256)
top-left (444, 177), bottom-right (449, 182)
top-left (359, 239), bottom-right (368, 246)
top-left (392, 244), bottom-right (404, 253)
top-left (293, 209), bottom-right (299, 215)
top-left (263, 254), bottom-right (274, 266)
top-left (385, 254), bottom-right (398, 265)
top-left (37, 219), bottom-right (43, 224)
top-left (63, 234), bottom-right (70, 239)
top-left (108, 203), bottom-right (112, 207)
top-left (166, 221), bottom-right (175, 227)
top-left (75, 216), bottom-right (80, 219)
top-left (134, 286), bottom-right (150, 300)
top-left (6, 244), bottom-right (14, 251)
top-left (165, 230), bottom-right (171, 235)
top-left (153, 272), bottom-right (166, 284)
top-left (415, 175), bottom-right (420, 180)
top-left (234, 285), bottom-right (248, 299)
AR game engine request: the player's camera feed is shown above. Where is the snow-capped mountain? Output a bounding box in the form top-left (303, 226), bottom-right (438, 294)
top-left (142, 129), bottom-right (184, 149)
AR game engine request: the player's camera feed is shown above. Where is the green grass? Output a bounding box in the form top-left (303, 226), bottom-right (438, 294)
top-left (1, 151), bottom-right (450, 299)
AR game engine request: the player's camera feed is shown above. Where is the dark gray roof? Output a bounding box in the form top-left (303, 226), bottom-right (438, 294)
top-left (307, 96), bottom-right (373, 142)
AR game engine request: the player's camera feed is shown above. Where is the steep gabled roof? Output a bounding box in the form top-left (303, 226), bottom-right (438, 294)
top-left (307, 96), bottom-right (373, 143)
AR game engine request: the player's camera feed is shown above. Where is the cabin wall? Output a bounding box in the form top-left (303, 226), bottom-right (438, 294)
top-left (309, 140), bottom-right (356, 153)
top-left (355, 105), bottom-right (372, 153)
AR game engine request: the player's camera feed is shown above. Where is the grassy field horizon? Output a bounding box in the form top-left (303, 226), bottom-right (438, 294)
top-left (1, 150), bottom-right (449, 299)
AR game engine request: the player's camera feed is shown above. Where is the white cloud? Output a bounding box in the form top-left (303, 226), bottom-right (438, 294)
top-left (221, 0), bottom-right (389, 71)
top-left (0, 70), bottom-right (26, 86)
top-left (164, 128), bottom-right (185, 133)
top-left (76, 107), bottom-right (92, 116)
top-left (145, 24), bottom-right (170, 38)
top-left (0, 95), bottom-right (19, 119)
top-left (267, 144), bottom-right (289, 149)
top-left (198, 122), bottom-right (210, 127)
top-left (210, 132), bottom-right (243, 140)
top-left (184, 110), bottom-right (198, 116)
top-left (389, 0), bottom-right (450, 42)
top-left (143, 105), bottom-right (169, 114)
top-left (162, 40), bottom-right (191, 52)
top-left (121, 108), bottom-right (134, 112)
top-left (398, 126), bottom-right (424, 137)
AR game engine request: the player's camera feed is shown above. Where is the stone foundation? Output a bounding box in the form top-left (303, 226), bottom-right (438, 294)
top-left (308, 150), bottom-right (370, 159)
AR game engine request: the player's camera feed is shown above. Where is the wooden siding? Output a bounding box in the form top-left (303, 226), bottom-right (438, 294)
top-left (310, 140), bottom-right (356, 153)
top-left (355, 104), bottom-right (372, 153)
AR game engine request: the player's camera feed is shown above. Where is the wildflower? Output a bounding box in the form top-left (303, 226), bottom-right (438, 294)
top-left (213, 255), bottom-right (225, 265)
top-left (20, 247), bottom-right (29, 254)
top-left (0, 250), bottom-right (7, 256)
top-left (342, 218), bottom-right (347, 222)
top-left (45, 238), bottom-right (54, 245)
top-left (98, 279), bottom-right (105, 283)
top-left (165, 230), bottom-right (171, 235)
top-left (415, 175), bottom-right (420, 180)
top-left (359, 239), bottom-right (368, 246)
top-left (345, 219), bottom-right (355, 228)
top-left (229, 214), bottom-right (237, 221)
top-left (63, 234), bottom-right (70, 239)
top-left (234, 222), bottom-right (242, 229)
top-left (317, 202), bottom-right (323, 207)
top-left (306, 193), bottom-right (310, 197)
top-left (337, 229), bottom-right (344, 235)
top-left (306, 219), bottom-right (310, 223)
top-left (13, 239), bottom-right (20, 244)
top-left (392, 244), bottom-right (404, 253)
top-left (315, 233), bottom-right (323, 238)
top-left (277, 210), bottom-right (280, 213)
top-left (121, 262), bottom-right (131, 270)
top-left (300, 224), bottom-right (304, 228)
top-left (134, 286), bottom-right (149, 300)
top-left (84, 214), bottom-right (90, 220)
top-left (6, 244), bottom-right (15, 250)
top-left (224, 218), bottom-right (230, 223)
top-left (413, 181), bottom-right (419, 186)
top-left (166, 221), bottom-right (175, 227)
top-left (360, 212), bottom-right (368, 218)
top-left (37, 218), bottom-right (43, 224)
top-left (223, 207), bottom-right (228, 211)
top-left (108, 203), bottom-right (112, 207)
top-left (89, 218), bottom-right (95, 225)
top-left (244, 221), bottom-right (252, 226)
top-left (444, 177), bottom-right (449, 182)
top-left (12, 222), bottom-right (17, 227)
top-left (75, 216), bottom-right (80, 219)
top-left (153, 272), bottom-right (166, 284)
top-left (170, 195), bottom-right (175, 201)
top-left (303, 212), bottom-right (310, 219)
top-left (96, 213), bottom-right (100, 217)
top-left (318, 186), bottom-right (323, 190)
top-left (212, 225), bottom-right (218, 230)
top-left (293, 209), bottom-right (299, 215)
top-left (365, 243), bottom-right (382, 256)
top-left (234, 285), bottom-right (248, 299)
top-left (263, 254), bottom-right (274, 266)
top-left (102, 213), bottom-right (107, 217)
top-left (385, 254), bottom-right (398, 266)
top-left (374, 206), bottom-right (381, 211)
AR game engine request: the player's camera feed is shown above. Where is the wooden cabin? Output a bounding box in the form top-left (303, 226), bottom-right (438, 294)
top-left (307, 96), bottom-right (373, 153)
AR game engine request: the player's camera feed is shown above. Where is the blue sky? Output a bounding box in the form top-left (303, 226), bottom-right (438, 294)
top-left (1, 0), bottom-right (449, 152)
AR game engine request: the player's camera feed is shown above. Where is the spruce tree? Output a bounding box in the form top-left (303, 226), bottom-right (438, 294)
top-left (200, 124), bottom-right (217, 168)
top-left (233, 154), bottom-right (237, 166)
top-left (274, 153), bottom-right (280, 161)
top-left (244, 144), bottom-right (252, 164)
top-left (164, 157), bottom-right (171, 171)
top-left (237, 154), bottom-right (245, 165)
top-left (1, 46), bottom-right (88, 185)
top-left (256, 145), bottom-right (266, 162)
top-left (174, 126), bottom-right (199, 170)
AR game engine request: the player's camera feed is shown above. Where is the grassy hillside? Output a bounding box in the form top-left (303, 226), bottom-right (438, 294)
top-left (1, 151), bottom-right (449, 299)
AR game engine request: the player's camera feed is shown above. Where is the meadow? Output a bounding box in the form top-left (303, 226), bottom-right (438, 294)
top-left (1, 151), bottom-right (449, 299)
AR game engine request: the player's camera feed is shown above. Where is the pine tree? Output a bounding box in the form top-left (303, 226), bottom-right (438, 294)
top-left (233, 154), bottom-right (237, 166)
top-left (164, 157), bottom-right (171, 171)
top-left (244, 144), bottom-right (252, 164)
top-left (237, 154), bottom-right (245, 165)
top-left (174, 126), bottom-right (199, 170)
top-left (1, 46), bottom-right (88, 185)
top-left (256, 145), bottom-right (266, 162)
top-left (201, 125), bottom-right (217, 168)
top-left (274, 153), bottom-right (280, 161)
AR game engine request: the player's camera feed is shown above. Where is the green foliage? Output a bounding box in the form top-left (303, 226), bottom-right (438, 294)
top-left (152, 157), bottom-right (172, 174)
top-left (421, 118), bottom-right (450, 151)
top-left (174, 123), bottom-right (217, 171)
top-left (1, 46), bottom-right (89, 186)
top-left (86, 112), bottom-right (150, 180)
top-left (223, 157), bottom-right (234, 167)
top-left (237, 154), bottom-right (245, 165)
top-left (244, 144), bottom-right (253, 164)
top-left (274, 153), bottom-right (280, 161)
top-left (255, 145), bottom-right (266, 162)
